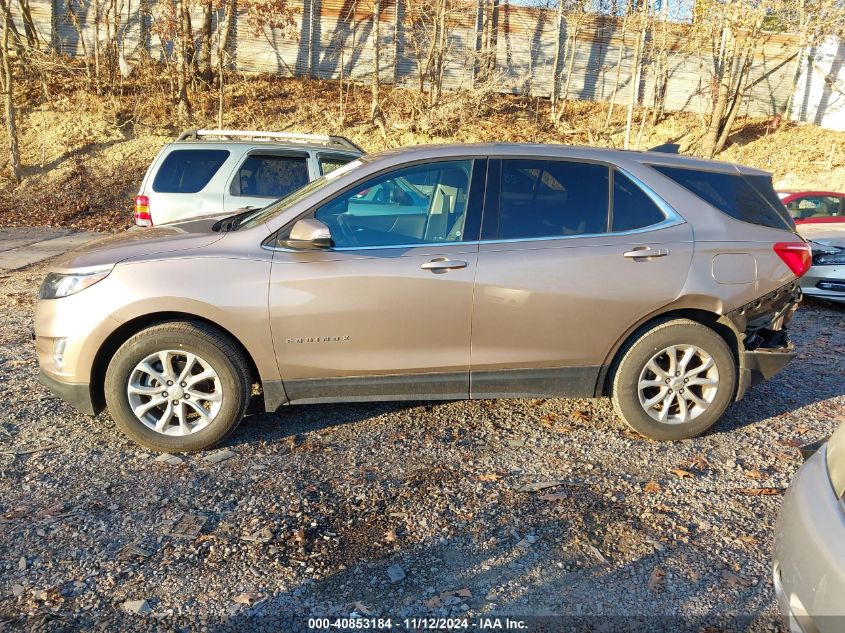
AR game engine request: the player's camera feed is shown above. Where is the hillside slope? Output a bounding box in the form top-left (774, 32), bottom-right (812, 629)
top-left (1, 75), bottom-right (843, 231)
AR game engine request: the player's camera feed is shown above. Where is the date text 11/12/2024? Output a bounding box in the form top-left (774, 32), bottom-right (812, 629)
top-left (307, 617), bottom-right (528, 630)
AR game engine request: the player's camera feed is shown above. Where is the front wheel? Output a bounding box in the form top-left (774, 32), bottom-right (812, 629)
top-left (104, 321), bottom-right (251, 453)
top-left (610, 319), bottom-right (737, 441)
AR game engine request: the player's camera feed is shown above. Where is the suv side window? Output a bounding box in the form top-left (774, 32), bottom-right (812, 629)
top-left (152, 149), bottom-right (230, 194)
top-left (231, 154), bottom-right (309, 198)
top-left (653, 165), bottom-right (793, 230)
top-left (313, 160), bottom-right (474, 248)
top-left (497, 159), bottom-right (610, 239)
top-left (319, 154), bottom-right (356, 175)
top-left (612, 170), bottom-right (666, 231)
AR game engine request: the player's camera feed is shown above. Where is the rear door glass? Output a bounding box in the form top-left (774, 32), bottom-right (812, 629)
top-left (612, 170), bottom-right (666, 231)
top-left (497, 159), bottom-right (610, 239)
top-left (652, 165), bottom-right (793, 230)
top-left (230, 154), bottom-right (309, 198)
top-left (152, 149), bottom-right (230, 193)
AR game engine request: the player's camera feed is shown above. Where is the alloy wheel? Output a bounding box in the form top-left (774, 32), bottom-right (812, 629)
top-left (126, 350), bottom-right (223, 436)
top-left (637, 344), bottom-right (720, 425)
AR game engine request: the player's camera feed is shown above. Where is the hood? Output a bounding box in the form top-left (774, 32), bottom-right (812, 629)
top-left (50, 220), bottom-right (225, 272)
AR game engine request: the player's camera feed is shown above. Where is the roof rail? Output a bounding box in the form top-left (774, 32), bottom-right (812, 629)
top-left (175, 129), bottom-right (364, 153)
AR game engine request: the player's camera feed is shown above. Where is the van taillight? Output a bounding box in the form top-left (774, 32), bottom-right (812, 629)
top-left (134, 195), bottom-right (152, 227)
top-left (773, 242), bottom-right (812, 277)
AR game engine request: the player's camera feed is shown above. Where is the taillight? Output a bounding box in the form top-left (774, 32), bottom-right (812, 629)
top-left (134, 195), bottom-right (152, 227)
top-left (773, 242), bottom-right (812, 277)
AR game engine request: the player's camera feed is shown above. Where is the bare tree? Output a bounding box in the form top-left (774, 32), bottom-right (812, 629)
top-left (175, 0), bottom-right (192, 123)
top-left (0, 0), bottom-right (21, 182)
top-left (699, 1), bottom-right (769, 158)
top-left (370, 0), bottom-right (383, 123)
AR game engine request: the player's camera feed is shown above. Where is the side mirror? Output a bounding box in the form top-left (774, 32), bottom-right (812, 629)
top-left (284, 218), bottom-right (333, 250)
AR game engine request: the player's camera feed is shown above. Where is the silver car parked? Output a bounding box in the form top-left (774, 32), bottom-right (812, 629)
top-left (774, 422), bottom-right (845, 633)
top-left (134, 129), bottom-right (363, 226)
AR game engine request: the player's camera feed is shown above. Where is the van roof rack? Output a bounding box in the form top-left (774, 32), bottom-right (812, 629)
top-left (176, 129), bottom-right (364, 153)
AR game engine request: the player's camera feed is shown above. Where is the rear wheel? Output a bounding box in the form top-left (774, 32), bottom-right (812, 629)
top-left (610, 319), bottom-right (736, 441)
top-left (104, 322), bottom-right (251, 453)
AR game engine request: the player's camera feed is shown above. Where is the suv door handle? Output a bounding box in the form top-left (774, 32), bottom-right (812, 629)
top-left (421, 258), bottom-right (468, 272)
top-left (623, 247), bottom-right (670, 259)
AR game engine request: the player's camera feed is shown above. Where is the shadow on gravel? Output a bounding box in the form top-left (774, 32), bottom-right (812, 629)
top-left (208, 480), bottom-right (781, 633)
top-left (222, 400), bottom-right (436, 449)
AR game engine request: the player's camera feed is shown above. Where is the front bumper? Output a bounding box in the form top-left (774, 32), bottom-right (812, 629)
top-left (773, 447), bottom-right (845, 633)
top-left (800, 265), bottom-right (845, 304)
top-left (39, 369), bottom-right (99, 416)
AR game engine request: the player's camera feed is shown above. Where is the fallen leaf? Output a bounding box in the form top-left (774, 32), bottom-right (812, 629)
top-left (570, 410), bottom-right (591, 422)
top-left (780, 439), bottom-right (801, 448)
top-left (735, 487), bottom-right (783, 496)
top-left (233, 592), bottom-right (262, 605)
top-left (648, 567), bottom-right (666, 592)
top-left (689, 453), bottom-right (710, 470)
top-left (353, 601), bottom-right (372, 615)
top-left (456, 588), bottom-right (472, 598)
top-left (292, 527), bottom-right (306, 544)
top-left (796, 426), bottom-right (810, 434)
top-left (720, 570), bottom-right (749, 588)
top-left (744, 469), bottom-right (767, 480)
top-left (384, 529), bottom-right (398, 543)
top-left (538, 493), bottom-right (567, 501)
top-left (424, 596), bottom-right (441, 609)
top-left (477, 473), bottom-right (500, 482)
top-left (669, 468), bottom-right (693, 479)
top-left (737, 535), bottom-right (758, 546)
top-left (643, 481), bottom-right (662, 494)
top-left (515, 481), bottom-right (565, 493)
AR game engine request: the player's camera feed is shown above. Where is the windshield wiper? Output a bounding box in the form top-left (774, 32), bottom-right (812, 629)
top-left (213, 207), bottom-right (258, 233)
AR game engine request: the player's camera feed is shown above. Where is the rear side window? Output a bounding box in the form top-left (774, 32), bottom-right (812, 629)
top-left (319, 154), bottom-right (355, 175)
top-left (152, 149), bottom-right (230, 194)
top-left (498, 159), bottom-right (610, 239)
top-left (652, 165), bottom-right (793, 230)
top-left (231, 154), bottom-right (309, 198)
top-left (612, 170), bottom-right (666, 231)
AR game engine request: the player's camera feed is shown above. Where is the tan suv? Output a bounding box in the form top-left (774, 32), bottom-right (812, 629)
top-left (35, 143), bottom-right (810, 453)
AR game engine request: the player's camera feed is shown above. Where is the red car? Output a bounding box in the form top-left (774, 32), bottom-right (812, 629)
top-left (778, 190), bottom-right (845, 225)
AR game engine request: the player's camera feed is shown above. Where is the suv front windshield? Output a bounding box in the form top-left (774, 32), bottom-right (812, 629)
top-left (236, 158), bottom-right (365, 231)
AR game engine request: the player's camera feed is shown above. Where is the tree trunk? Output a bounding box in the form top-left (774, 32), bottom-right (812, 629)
top-left (197, 0), bottom-right (214, 86)
top-left (0, 5), bottom-right (21, 183)
top-left (549, 2), bottom-right (563, 122)
top-left (370, 0), bottom-right (382, 123)
top-left (555, 21), bottom-right (579, 124)
top-left (623, 13), bottom-right (646, 149)
top-left (701, 26), bottom-right (735, 158)
top-left (604, 12), bottom-right (629, 129)
top-left (175, 0), bottom-right (192, 124)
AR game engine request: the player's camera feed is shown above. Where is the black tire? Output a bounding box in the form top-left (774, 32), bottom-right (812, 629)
top-left (104, 321), bottom-right (251, 453)
top-left (610, 318), bottom-right (737, 441)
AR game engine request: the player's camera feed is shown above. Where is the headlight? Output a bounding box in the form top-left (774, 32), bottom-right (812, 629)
top-left (827, 422), bottom-right (845, 499)
top-left (38, 269), bottom-right (111, 299)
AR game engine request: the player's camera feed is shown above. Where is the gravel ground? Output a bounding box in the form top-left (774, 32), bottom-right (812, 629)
top-left (1, 261), bottom-right (844, 632)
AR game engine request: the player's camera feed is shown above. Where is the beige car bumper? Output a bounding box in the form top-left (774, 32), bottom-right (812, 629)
top-left (774, 447), bottom-right (845, 633)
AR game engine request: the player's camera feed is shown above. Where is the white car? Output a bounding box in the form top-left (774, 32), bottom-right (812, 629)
top-left (134, 129), bottom-right (363, 226)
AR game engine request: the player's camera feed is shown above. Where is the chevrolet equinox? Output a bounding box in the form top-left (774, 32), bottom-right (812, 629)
top-left (35, 144), bottom-right (809, 452)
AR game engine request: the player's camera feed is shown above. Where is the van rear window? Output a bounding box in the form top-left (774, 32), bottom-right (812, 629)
top-left (153, 149), bottom-right (230, 194)
top-left (651, 165), bottom-right (794, 231)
